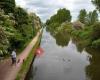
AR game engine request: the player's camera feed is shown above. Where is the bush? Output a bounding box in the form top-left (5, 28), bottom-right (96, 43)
top-left (91, 22), bottom-right (100, 40)
top-left (0, 27), bottom-right (9, 56)
top-left (92, 39), bottom-right (100, 48)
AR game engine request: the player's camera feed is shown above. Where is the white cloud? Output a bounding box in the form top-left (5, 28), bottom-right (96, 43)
top-left (15, 0), bottom-right (96, 22)
top-left (15, 0), bottom-right (26, 7)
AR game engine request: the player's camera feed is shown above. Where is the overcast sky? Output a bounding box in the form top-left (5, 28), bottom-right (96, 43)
top-left (15, 0), bottom-right (96, 22)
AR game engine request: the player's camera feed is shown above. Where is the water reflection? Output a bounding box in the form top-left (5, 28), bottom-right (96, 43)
top-left (54, 31), bottom-right (70, 47)
top-left (86, 48), bottom-right (100, 80)
top-left (26, 29), bottom-right (100, 80)
top-left (72, 38), bottom-right (85, 53)
top-left (48, 29), bottom-right (70, 47)
top-left (72, 37), bottom-right (100, 80)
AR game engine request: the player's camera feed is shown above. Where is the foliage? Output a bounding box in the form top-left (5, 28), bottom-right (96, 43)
top-left (77, 9), bottom-right (98, 26)
top-left (46, 8), bottom-right (71, 26)
top-left (92, 0), bottom-right (100, 11)
top-left (46, 8), bottom-right (72, 34)
top-left (0, 27), bottom-right (9, 56)
top-left (91, 22), bottom-right (100, 40)
top-left (85, 10), bottom-right (98, 26)
top-left (0, 0), bottom-right (41, 57)
top-left (59, 22), bottom-right (72, 33)
top-left (57, 8), bottom-right (72, 22)
top-left (92, 39), bottom-right (100, 48)
top-left (78, 9), bottom-right (87, 24)
top-left (46, 8), bottom-right (72, 47)
top-left (75, 2), bottom-right (100, 49)
top-left (14, 7), bottom-right (28, 26)
top-left (0, 0), bottom-right (16, 13)
top-left (54, 31), bottom-right (70, 47)
top-left (16, 35), bottom-right (41, 80)
top-left (71, 22), bottom-right (100, 49)
top-left (0, 9), bottom-right (16, 56)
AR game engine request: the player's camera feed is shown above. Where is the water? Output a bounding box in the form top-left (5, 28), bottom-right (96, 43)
top-left (26, 29), bottom-right (100, 80)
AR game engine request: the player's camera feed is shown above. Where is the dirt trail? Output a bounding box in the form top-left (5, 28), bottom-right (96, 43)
top-left (0, 30), bottom-right (41, 80)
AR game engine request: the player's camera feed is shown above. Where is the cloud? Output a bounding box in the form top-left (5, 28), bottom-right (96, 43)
top-left (15, 0), bottom-right (26, 7)
top-left (15, 0), bottom-right (96, 22)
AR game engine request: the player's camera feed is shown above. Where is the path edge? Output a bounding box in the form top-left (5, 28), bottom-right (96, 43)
top-left (15, 30), bottom-right (43, 80)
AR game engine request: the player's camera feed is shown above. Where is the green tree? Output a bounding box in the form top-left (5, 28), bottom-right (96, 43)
top-left (85, 10), bottom-right (98, 26)
top-left (78, 9), bottom-right (87, 23)
top-left (0, 0), bottom-right (16, 13)
top-left (92, 0), bottom-right (100, 11)
top-left (46, 8), bottom-right (72, 31)
top-left (14, 7), bottom-right (41, 40)
top-left (92, 22), bottom-right (100, 40)
top-left (57, 8), bottom-right (72, 23)
top-left (0, 0), bottom-right (42, 57)
top-left (14, 7), bottom-right (28, 26)
top-left (46, 8), bottom-right (71, 25)
top-left (0, 9), bottom-right (17, 56)
top-left (0, 27), bottom-right (9, 56)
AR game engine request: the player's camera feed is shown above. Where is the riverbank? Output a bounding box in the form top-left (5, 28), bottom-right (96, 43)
top-left (16, 30), bottom-right (42, 80)
top-left (0, 29), bottom-right (42, 80)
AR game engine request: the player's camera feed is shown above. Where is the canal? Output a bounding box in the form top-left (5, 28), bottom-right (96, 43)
top-left (26, 29), bottom-right (100, 80)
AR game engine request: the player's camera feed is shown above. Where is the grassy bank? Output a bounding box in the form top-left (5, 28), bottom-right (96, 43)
top-left (16, 32), bottom-right (42, 80)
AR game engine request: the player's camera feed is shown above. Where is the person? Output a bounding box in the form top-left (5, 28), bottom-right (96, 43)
top-left (11, 49), bottom-right (16, 65)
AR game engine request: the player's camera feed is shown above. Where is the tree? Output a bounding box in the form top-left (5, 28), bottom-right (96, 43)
top-left (78, 9), bottom-right (87, 24)
top-left (47, 8), bottom-right (71, 25)
top-left (57, 8), bottom-right (72, 22)
top-left (91, 10), bottom-right (98, 24)
top-left (92, 22), bottom-right (100, 40)
top-left (92, 0), bottom-right (100, 11)
top-left (0, 9), bottom-right (16, 56)
top-left (46, 8), bottom-right (72, 31)
top-left (0, 0), bottom-right (16, 13)
top-left (85, 10), bottom-right (98, 26)
top-left (0, 0), bottom-right (42, 57)
top-left (14, 7), bottom-right (28, 26)
top-left (0, 27), bottom-right (9, 56)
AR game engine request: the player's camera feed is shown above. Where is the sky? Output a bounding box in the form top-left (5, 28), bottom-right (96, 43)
top-left (15, 0), bottom-right (96, 22)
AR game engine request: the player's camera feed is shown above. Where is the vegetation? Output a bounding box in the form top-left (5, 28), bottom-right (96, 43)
top-left (85, 10), bottom-right (98, 26)
top-left (46, 8), bottom-right (71, 26)
top-left (45, 8), bottom-right (72, 47)
top-left (16, 34), bottom-right (41, 80)
top-left (0, 0), bottom-right (41, 57)
top-left (46, 1), bottom-right (100, 49)
top-left (46, 8), bottom-right (71, 29)
top-left (78, 9), bottom-right (98, 26)
top-left (71, 0), bottom-right (100, 49)
top-left (72, 20), bottom-right (100, 49)
top-left (0, 0), bottom-right (16, 13)
top-left (92, 0), bottom-right (100, 11)
top-left (46, 8), bottom-right (72, 36)
top-left (78, 9), bottom-right (87, 24)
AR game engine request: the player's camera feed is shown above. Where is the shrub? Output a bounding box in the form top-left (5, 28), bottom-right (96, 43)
top-left (92, 39), bottom-right (100, 48)
top-left (91, 22), bottom-right (100, 40)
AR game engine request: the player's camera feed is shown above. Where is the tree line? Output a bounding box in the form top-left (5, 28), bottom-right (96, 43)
top-left (46, 8), bottom-right (72, 33)
top-left (73, 0), bottom-right (100, 49)
top-left (0, 0), bottom-right (41, 57)
top-left (46, 0), bottom-right (100, 49)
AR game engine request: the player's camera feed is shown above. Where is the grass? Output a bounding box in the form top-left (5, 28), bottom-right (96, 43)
top-left (16, 32), bottom-right (42, 80)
